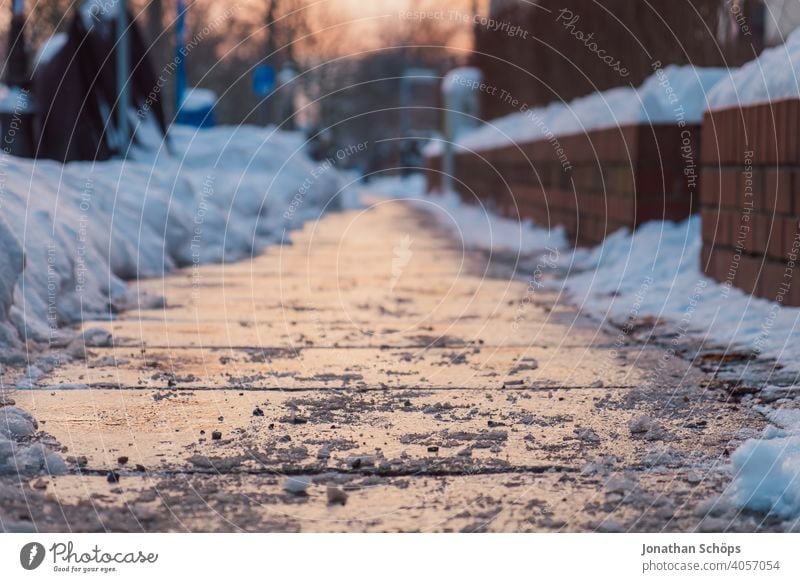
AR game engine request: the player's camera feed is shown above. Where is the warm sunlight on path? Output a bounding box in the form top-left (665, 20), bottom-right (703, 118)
top-left (8, 198), bottom-right (763, 532)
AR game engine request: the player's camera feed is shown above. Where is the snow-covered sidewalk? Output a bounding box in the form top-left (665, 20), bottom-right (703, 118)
top-left (372, 175), bottom-right (800, 526)
top-left (0, 189), bottom-right (776, 532)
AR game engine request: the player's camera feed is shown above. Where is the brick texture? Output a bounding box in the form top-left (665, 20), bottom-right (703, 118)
top-left (424, 123), bottom-right (700, 246)
top-left (700, 98), bottom-right (800, 306)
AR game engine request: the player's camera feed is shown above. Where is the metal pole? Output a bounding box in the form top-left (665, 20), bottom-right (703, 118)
top-left (175, 0), bottom-right (187, 116)
top-left (116, 0), bottom-right (129, 150)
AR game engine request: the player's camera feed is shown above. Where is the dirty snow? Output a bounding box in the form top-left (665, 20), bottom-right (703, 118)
top-left (0, 124), bottom-right (344, 351)
top-left (725, 433), bottom-right (800, 520)
top-left (425, 65), bottom-right (727, 156)
top-left (556, 217), bottom-right (800, 370)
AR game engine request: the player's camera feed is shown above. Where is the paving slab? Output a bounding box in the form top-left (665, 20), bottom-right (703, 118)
top-left (2, 198), bottom-right (767, 532)
top-left (35, 345), bottom-right (686, 390)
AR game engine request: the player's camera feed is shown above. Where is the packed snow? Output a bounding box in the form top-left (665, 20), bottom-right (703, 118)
top-left (425, 65), bottom-right (727, 156)
top-left (708, 28), bottom-right (800, 109)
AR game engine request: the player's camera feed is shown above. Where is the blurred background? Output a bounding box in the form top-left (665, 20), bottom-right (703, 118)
top-left (1, 0), bottom-right (799, 168)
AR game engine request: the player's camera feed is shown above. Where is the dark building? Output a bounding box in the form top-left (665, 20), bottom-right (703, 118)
top-left (473, 0), bottom-right (764, 120)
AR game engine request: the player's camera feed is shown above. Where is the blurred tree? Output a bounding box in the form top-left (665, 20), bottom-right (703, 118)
top-left (1, 0), bottom-right (482, 132)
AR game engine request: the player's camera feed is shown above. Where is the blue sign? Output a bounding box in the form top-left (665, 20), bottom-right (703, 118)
top-left (252, 65), bottom-right (276, 97)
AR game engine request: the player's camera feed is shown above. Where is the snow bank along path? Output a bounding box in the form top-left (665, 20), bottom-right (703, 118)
top-left (0, 125), bottom-right (346, 354)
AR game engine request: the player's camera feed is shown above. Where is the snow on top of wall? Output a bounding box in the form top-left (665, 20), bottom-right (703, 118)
top-left (426, 65), bottom-right (727, 156)
top-left (707, 28), bottom-right (800, 109)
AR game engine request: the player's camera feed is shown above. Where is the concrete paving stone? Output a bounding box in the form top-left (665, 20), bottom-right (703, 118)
top-left (34, 345), bottom-right (689, 390)
top-left (2, 198), bottom-right (769, 531)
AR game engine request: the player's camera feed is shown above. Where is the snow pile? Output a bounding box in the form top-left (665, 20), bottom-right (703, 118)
top-left (559, 217), bottom-right (800, 367)
top-left (708, 29), bottom-right (800, 109)
top-left (0, 405), bottom-right (67, 476)
top-left (425, 65), bottom-right (727, 156)
top-left (0, 124), bottom-right (345, 350)
top-left (366, 175), bottom-right (566, 254)
top-left (554, 216), bottom-right (800, 518)
top-left (724, 406), bottom-right (800, 519)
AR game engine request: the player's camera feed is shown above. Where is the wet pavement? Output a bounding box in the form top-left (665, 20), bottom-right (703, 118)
top-left (1, 198), bottom-right (771, 532)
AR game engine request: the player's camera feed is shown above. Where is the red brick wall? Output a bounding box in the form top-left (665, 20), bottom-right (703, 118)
top-left (700, 99), bottom-right (800, 306)
top-left (425, 123), bottom-right (700, 246)
top-left (474, 0), bottom-right (737, 121)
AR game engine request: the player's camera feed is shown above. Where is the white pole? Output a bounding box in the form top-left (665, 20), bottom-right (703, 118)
top-left (443, 108), bottom-right (454, 195)
top-left (116, 0), bottom-right (129, 152)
